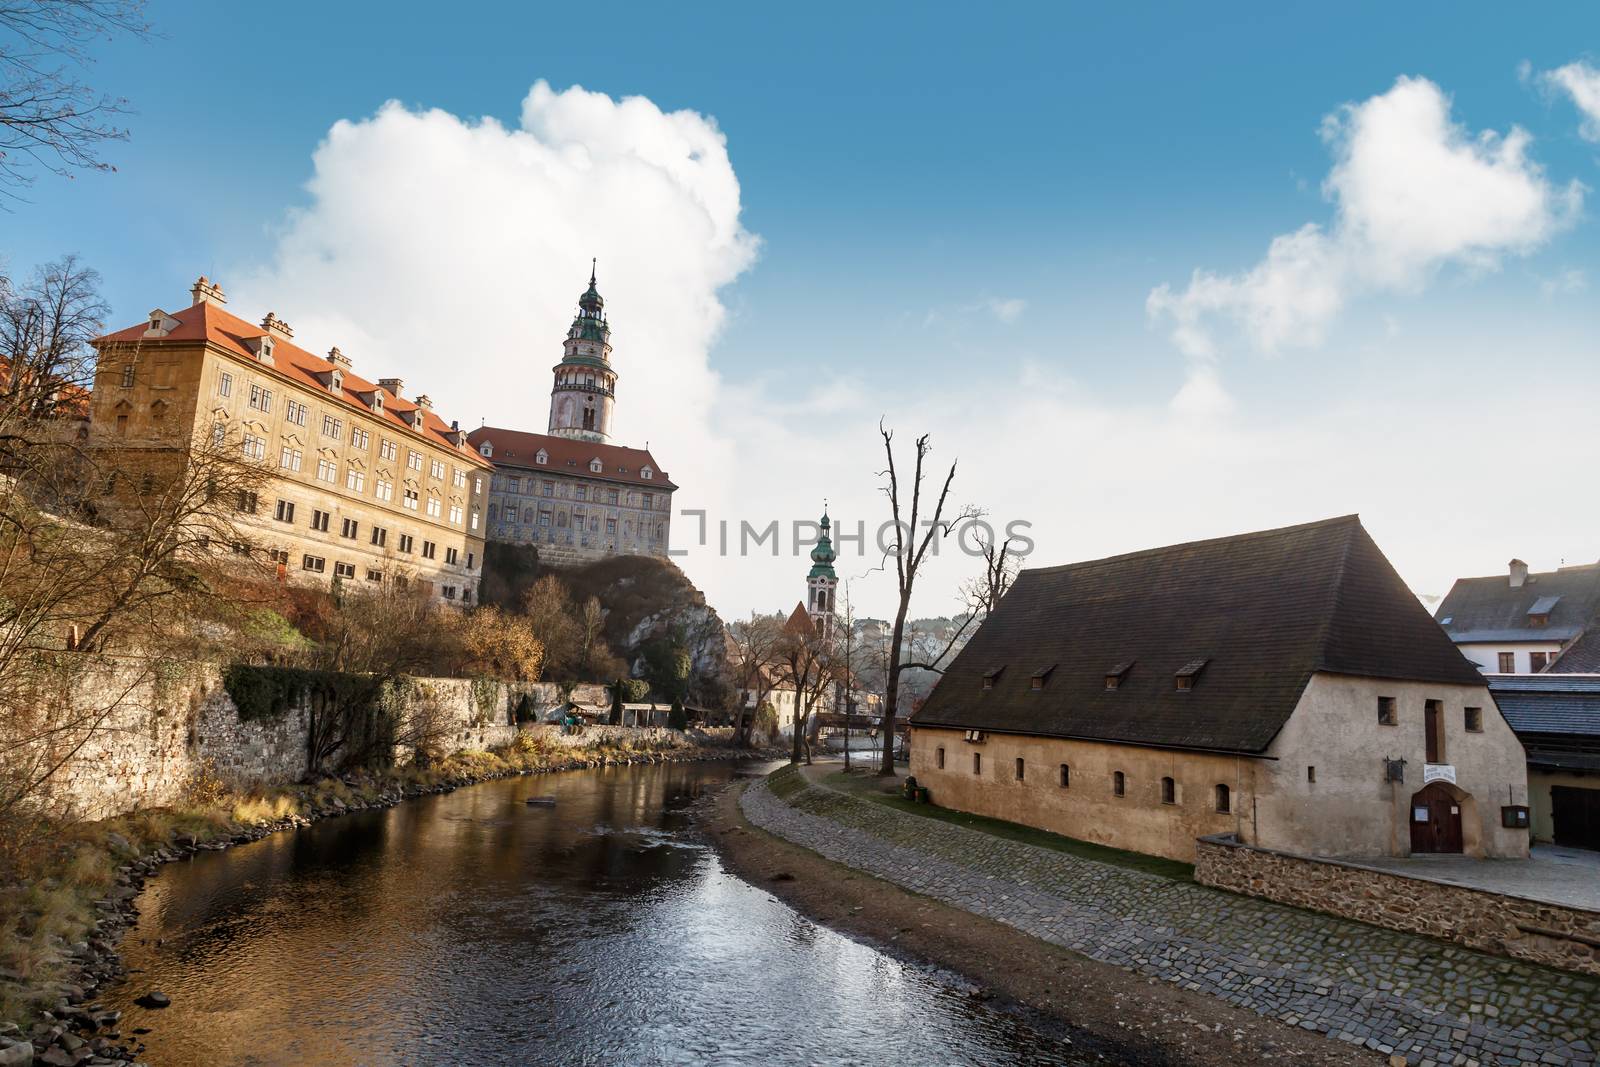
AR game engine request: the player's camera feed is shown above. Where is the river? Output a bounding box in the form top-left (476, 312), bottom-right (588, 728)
top-left (106, 760), bottom-right (1091, 1066)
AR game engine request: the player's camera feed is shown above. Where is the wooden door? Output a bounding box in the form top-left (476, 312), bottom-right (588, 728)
top-left (1552, 786), bottom-right (1600, 850)
top-left (1409, 783), bottom-right (1463, 854)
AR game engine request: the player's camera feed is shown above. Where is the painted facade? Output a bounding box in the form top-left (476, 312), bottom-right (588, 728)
top-left (90, 278), bottom-right (489, 602)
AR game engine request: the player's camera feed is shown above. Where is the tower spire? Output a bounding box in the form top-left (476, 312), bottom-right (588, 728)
top-left (547, 262), bottom-right (617, 444)
top-left (807, 502), bottom-right (839, 637)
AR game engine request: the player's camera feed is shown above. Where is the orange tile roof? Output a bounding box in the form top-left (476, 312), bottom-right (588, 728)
top-left (468, 424), bottom-right (675, 490)
top-left (96, 301), bottom-right (491, 466)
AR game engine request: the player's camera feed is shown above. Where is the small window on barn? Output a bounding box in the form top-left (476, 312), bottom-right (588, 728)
top-left (1377, 696), bottom-right (1397, 725)
top-left (981, 667), bottom-right (1003, 690)
top-left (1161, 777), bottom-right (1176, 805)
top-left (1112, 771), bottom-right (1126, 797)
top-left (973, 752), bottom-right (982, 776)
top-left (1105, 660), bottom-right (1134, 690)
top-left (1215, 784), bottom-right (1231, 813)
top-left (1030, 665), bottom-right (1054, 690)
top-left (1015, 757), bottom-right (1025, 781)
top-left (936, 746), bottom-right (945, 769)
top-left (1175, 658), bottom-right (1207, 691)
top-left (1464, 706), bottom-right (1483, 733)
top-left (1307, 765), bottom-right (1317, 784)
top-left (1059, 764), bottom-right (1070, 788)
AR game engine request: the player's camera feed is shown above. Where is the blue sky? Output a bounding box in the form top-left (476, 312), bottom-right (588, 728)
top-left (11, 2), bottom-right (1600, 616)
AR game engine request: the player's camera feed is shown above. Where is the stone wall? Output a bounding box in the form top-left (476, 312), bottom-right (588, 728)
top-left (35, 657), bottom-right (623, 821)
top-left (1195, 832), bottom-right (1600, 977)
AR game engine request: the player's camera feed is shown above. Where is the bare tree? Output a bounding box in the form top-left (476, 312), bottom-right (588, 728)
top-left (0, 0), bottom-right (151, 194)
top-left (898, 530), bottom-right (1021, 675)
top-left (777, 611), bottom-right (838, 766)
top-left (875, 422), bottom-right (978, 776)
top-left (727, 612), bottom-right (785, 748)
top-left (0, 255), bottom-right (105, 431)
top-left (0, 424), bottom-right (270, 841)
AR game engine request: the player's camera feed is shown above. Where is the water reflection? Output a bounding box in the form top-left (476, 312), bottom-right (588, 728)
top-left (109, 762), bottom-right (1089, 1066)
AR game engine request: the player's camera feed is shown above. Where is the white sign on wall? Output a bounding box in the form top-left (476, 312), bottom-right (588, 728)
top-left (1422, 763), bottom-right (1457, 785)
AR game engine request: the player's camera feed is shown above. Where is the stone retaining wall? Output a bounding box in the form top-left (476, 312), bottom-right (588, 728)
top-left (34, 658), bottom-right (659, 821)
top-left (1194, 832), bottom-right (1600, 977)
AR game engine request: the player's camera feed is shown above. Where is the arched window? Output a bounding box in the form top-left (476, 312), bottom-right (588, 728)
top-left (1014, 757), bottom-right (1025, 781)
top-left (973, 752), bottom-right (982, 776)
top-left (1112, 771), bottom-right (1125, 797)
top-left (1215, 784), bottom-right (1231, 813)
top-left (1161, 777), bottom-right (1177, 805)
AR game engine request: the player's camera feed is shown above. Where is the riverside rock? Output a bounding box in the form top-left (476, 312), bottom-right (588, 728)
top-left (0, 1039), bottom-right (33, 1067)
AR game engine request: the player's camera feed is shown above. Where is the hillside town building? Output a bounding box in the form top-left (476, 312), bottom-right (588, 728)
top-left (469, 267), bottom-right (674, 567)
top-left (909, 516), bottom-right (1530, 863)
top-left (90, 277), bottom-right (490, 602)
top-left (1436, 559), bottom-right (1600, 673)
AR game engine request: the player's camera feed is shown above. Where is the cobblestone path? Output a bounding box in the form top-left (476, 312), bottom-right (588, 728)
top-left (741, 773), bottom-right (1600, 1067)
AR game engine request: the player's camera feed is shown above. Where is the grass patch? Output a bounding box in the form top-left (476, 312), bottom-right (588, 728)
top-left (822, 771), bottom-right (1195, 881)
top-left (767, 764), bottom-right (805, 800)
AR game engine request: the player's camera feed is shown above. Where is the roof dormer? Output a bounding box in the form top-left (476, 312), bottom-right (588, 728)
top-left (1175, 658), bottom-right (1208, 691)
top-left (316, 367), bottom-right (343, 395)
top-left (589, 457), bottom-right (603, 473)
top-left (981, 666), bottom-right (1004, 691)
top-left (143, 309), bottom-right (179, 338)
top-left (245, 333), bottom-right (275, 366)
top-left (1105, 660), bottom-right (1134, 691)
top-left (408, 407), bottom-right (426, 431)
top-left (479, 442), bottom-right (493, 458)
top-left (641, 465), bottom-right (654, 480)
top-left (536, 449), bottom-right (548, 465)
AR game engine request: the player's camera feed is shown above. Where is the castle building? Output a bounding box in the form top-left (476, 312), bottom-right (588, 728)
top-left (90, 277), bottom-right (490, 603)
top-left (469, 266), bottom-right (675, 567)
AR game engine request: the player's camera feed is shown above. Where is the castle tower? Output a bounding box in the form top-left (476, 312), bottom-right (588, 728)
top-left (547, 261), bottom-right (617, 444)
top-left (807, 509), bottom-right (839, 638)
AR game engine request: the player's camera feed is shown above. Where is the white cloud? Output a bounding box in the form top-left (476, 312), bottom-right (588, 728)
top-left (237, 82), bottom-right (757, 491)
top-left (1540, 267), bottom-right (1587, 299)
top-left (1149, 76), bottom-right (1581, 371)
top-left (1543, 61), bottom-right (1600, 141)
top-left (985, 297), bottom-right (1027, 323)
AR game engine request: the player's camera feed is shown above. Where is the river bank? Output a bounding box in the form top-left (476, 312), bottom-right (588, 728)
top-left (701, 768), bottom-right (1379, 1067)
top-left (0, 733), bottom-right (774, 1067)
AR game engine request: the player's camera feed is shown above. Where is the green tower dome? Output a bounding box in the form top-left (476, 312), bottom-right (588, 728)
top-left (809, 510), bottom-right (838, 579)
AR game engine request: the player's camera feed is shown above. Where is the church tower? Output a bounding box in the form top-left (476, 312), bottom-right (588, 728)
top-left (547, 261), bottom-right (617, 444)
top-left (807, 509), bottom-right (839, 638)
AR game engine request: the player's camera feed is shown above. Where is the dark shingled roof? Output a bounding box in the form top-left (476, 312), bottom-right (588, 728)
top-left (910, 515), bottom-right (1483, 755)
top-left (1434, 564), bottom-right (1600, 644)
top-left (1487, 675), bottom-right (1600, 738)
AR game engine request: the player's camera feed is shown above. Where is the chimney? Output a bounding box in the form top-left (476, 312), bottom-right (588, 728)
top-left (327, 346), bottom-right (353, 370)
top-left (415, 394), bottom-right (433, 410)
top-left (260, 312), bottom-right (294, 341)
top-left (190, 276), bottom-right (227, 306)
top-left (1509, 559), bottom-right (1529, 589)
top-left (378, 377), bottom-right (404, 398)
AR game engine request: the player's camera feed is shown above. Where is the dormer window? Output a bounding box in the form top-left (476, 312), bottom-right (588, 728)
top-left (1527, 596), bottom-right (1559, 628)
top-left (329, 369), bottom-right (343, 395)
top-left (258, 336), bottom-right (275, 365)
top-left (1175, 658), bottom-right (1208, 691)
top-left (641, 466), bottom-right (653, 480)
top-left (1030, 665), bottom-right (1055, 691)
top-left (536, 449), bottom-right (548, 465)
top-left (1105, 660), bottom-right (1134, 691)
top-left (981, 667), bottom-right (1003, 690)
top-left (589, 458), bottom-right (603, 473)
top-left (371, 393), bottom-right (384, 413)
